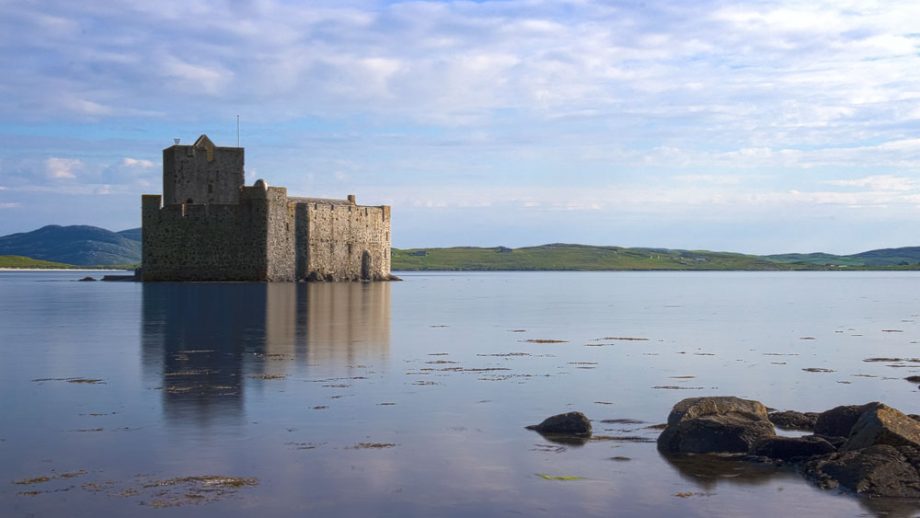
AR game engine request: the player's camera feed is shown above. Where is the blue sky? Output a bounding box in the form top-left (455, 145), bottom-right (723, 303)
top-left (2, 0), bottom-right (920, 254)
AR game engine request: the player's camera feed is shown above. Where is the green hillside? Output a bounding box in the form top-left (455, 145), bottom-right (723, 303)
top-left (765, 253), bottom-right (866, 267)
top-left (392, 244), bottom-right (819, 271)
top-left (0, 255), bottom-right (74, 269)
top-left (0, 225), bottom-right (141, 265)
top-left (767, 247), bottom-right (920, 267)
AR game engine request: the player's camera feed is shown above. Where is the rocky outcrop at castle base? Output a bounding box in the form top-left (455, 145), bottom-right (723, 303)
top-left (304, 272), bottom-right (401, 282)
top-left (657, 397), bottom-right (920, 499)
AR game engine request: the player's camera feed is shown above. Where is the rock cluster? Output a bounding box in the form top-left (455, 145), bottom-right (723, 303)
top-left (657, 397), bottom-right (920, 499)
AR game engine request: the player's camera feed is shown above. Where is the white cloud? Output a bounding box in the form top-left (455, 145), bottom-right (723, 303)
top-left (0, 202), bottom-right (20, 209)
top-left (61, 97), bottom-right (113, 117)
top-left (675, 174), bottom-right (743, 186)
top-left (159, 56), bottom-right (231, 96)
top-left (824, 175), bottom-right (918, 192)
top-left (122, 157), bottom-right (155, 169)
top-left (44, 158), bottom-right (82, 179)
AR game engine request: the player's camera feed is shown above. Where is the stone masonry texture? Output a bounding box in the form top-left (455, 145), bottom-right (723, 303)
top-left (142, 135), bottom-right (392, 282)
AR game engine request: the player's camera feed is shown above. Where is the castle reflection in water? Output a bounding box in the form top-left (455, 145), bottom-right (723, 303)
top-left (141, 282), bottom-right (391, 423)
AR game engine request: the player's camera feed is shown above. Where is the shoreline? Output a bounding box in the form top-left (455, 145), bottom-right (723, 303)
top-left (0, 268), bottom-right (130, 272)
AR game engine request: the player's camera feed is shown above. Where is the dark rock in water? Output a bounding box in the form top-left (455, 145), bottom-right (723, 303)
top-left (657, 397), bottom-right (775, 454)
top-left (814, 434), bottom-right (847, 450)
top-left (814, 404), bottom-right (874, 438)
top-left (101, 274), bottom-right (137, 282)
top-left (526, 412), bottom-right (592, 438)
top-left (910, 415), bottom-right (920, 423)
top-left (78, 276), bottom-right (96, 282)
top-left (905, 376), bottom-right (920, 383)
top-left (843, 403), bottom-right (920, 451)
top-left (752, 435), bottom-right (836, 461)
top-left (769, 410), bottom-right (818, 431)
top-left (804, 444), bottom-right (920, 498)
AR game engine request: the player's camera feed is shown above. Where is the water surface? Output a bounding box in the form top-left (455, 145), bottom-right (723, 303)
top-left (1, 271), bottom-right (919, 516)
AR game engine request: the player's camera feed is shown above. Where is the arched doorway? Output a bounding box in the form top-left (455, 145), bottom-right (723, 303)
top-left (361, 251), bottom-right (372, 281)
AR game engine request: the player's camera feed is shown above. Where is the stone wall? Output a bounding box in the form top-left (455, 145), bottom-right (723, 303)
top-left (260, 186), bottom-right (296, 281)
top-left (301, 200), bottom-right (391, 281)
top-left (142, 194), bottom-right (269, 281)
top-left (162, 137), bottom-right (244, 206)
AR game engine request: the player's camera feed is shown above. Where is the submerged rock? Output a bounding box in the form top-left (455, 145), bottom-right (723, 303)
top-left (752, 436), bottom-right (836, 461)
top-left (804, 444), bottom-right (920, 498)
top-left (843, 403), bottom-right (920, 451)
top-left (769, 410), bottom-right (818, 431)
top-left (78, 276), bottom-right (96, 282)
top-left (657, 397), bottom-right (775, 454)
top-left (526, 412), bottom-right (592, 438)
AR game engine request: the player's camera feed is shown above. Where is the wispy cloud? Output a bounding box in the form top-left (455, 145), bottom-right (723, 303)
top-left (44, 158), bottom-right (82, 179)
top-left (824, 175), bottom-right (918, 192)
top-left (121, 158), bottom-right (155, 169)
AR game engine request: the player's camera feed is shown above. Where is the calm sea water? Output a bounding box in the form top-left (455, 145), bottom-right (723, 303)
top-left (1, 271), bottom-right (918, 517)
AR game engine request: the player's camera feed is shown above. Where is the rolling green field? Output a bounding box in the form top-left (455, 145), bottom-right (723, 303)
top-left (391, 244), bottom-right (823, 271)
top-left (0, 255), bottom-right (135, 270)
top-left (5, 244), bottom-right (920, 272)
top-left (0, 255), bottom-right (75, 269)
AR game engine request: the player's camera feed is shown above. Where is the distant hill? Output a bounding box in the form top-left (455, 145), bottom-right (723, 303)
top-left (391, 244), bottom-right (817, 271)
top-left (3, 224), bottom-right (920, 270)
top-left (117, 227), bottom-right (142, 242)
top-left (766, 247), bottom-right (920, 267)
top-left (851, 247), bottom-right (920, 266)
top-left (0, 225), bottom-right (141, 266)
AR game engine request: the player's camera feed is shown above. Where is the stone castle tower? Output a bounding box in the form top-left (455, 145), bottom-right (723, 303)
top-left (142, 135), bottom-right (392, 282)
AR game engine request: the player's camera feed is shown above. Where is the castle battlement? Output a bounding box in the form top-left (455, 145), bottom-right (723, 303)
top-left (141, 135), bottom-right (392, 282)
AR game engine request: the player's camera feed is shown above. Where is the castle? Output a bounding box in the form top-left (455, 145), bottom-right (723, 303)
top-left (141, 135), bottom-right (392, 282)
